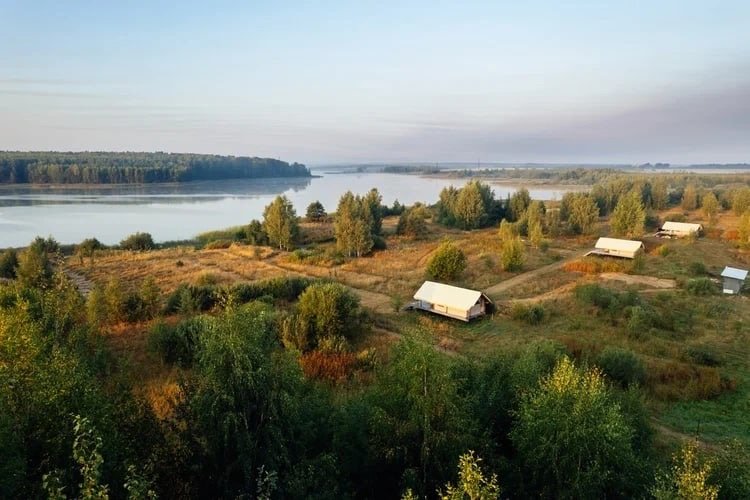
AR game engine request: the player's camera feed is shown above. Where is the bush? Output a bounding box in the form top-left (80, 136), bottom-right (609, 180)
top-left (684, 345), bottom-right (723, 366)
top-left (0, 249), bottom-right (19, 279)
top-left (372, 235), bottom-right (387, 251)
top-left (203, 239), bottom-right (233, 249)
top-left (626, 306), bottom-right (654, 338)
top-left (500, 237), bottom-right (525, 271)
top-left (120, 232), bottom-right (155, 251)
top-left (148, 318), bottom-right (204, 367)
top-left (122, 292), bottom-right (147, 323)
top-left (229, 276), bottom-right (315, 304)
top-left (655, 245), bottom-right (670, 257)
top-left (286, 282), bottom-right (367, 351)
top-left (163, 284), bottom-right (218, 314)
top-left (300, 351), bottom-right (356, 382)
top-left (688, 261), bottom-right (707, 276)
top-left (426, 240), bottom-right (466, 280)
top-left (196, 227), bottom-right (245, 245)
top-left (686, 277), bottom-right (716, 295)
top-left (597, 347), bottom-right (646, 387)
top-left (510, 303), bottom-right (546, 325)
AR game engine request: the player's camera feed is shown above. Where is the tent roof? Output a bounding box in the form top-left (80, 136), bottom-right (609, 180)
top-left (721, 267), bottom-right (749, 281)
top-left (661, 221), bottom-right (703, 232)
top-left (594, 237), bottom-right (644, 253)
top-left (413, 281), bottom-right (489, 311)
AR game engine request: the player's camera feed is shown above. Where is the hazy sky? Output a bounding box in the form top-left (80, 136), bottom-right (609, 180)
top-left (1, 1), bottom-right (749, 164)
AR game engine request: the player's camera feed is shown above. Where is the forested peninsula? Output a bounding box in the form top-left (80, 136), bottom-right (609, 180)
top-left (0, 151), bottom-right (310, 185)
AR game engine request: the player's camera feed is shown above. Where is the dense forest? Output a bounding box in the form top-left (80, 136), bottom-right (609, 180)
top-left (0, 152), bottom-right (310, 185)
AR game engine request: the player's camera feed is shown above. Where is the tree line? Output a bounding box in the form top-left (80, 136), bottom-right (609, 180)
top-left (0, 151), bottom-right (309, 184)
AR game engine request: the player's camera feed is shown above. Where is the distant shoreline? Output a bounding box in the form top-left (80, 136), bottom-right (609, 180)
top-left (0, 174), bottom-right (320, 190)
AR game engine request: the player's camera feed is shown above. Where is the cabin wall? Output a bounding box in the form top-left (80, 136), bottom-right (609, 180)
top-left (723, 278), bottom-right (742, 295)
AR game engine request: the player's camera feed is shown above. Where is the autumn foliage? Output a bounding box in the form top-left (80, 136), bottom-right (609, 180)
top-left (301, 351), bottom-right (357, 382)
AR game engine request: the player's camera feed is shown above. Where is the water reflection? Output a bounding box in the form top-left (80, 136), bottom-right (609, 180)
top-left (0, 173), bottom-right (576, 247)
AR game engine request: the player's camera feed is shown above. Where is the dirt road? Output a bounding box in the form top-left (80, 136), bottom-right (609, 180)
top-left (484, 250), bottom-right (588, 299)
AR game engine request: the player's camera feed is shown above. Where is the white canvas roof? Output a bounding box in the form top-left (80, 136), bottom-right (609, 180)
top-left (661, 221), bottom-right (703, 232)
top-left (595, 237), bottom-right (644, 253)
top-left (721, 267), bottom-right (749, 281)
top-left (413, 281), bottom-right (486, 311)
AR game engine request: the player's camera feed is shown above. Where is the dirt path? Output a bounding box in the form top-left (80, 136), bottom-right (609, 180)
top-left (600, 273), bottom-right (677, 289)
top-left (484, 250), bottom-right (588, 299)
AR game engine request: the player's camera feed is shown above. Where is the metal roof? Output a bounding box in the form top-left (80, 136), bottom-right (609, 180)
top-left (413, 281), bottom-right (488, 311)
top-left (661, 221), bottom-right (703, 232)
top-left (595, 237), bottom-right (645, 253)
top-left (721, 267), bottom-right (749, 281)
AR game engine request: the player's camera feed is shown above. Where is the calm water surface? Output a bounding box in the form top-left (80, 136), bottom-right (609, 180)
top-left (0, 172), bottom-right (576, 247)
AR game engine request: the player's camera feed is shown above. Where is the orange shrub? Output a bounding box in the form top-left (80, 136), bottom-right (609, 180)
top-left (646, 360), bottom-right (735, 401)
top-left (724, 229), bottom-right (739, 241)
top-left (562, 258), bottom-right (629, 274)
top-left (300, 351), bottom-right (356, 382)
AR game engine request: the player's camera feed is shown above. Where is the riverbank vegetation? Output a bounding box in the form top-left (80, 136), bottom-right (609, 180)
top-left (2, 171), bottom-right (750, 498)
top-left (0, 151), bottom-right (310, 184)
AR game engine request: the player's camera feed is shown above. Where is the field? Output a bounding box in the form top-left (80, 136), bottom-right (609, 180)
top-left (65, 206), bottom-right (750, 448)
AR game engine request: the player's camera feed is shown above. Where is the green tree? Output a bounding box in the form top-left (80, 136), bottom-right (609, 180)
top-left (104, 278), bottom-right (125, 324)
top-left (497, 219), bottom-right (516, 242)
top-left (544, 209), bottom-right (562, 237)
top-left (369, 335), bottom-right (472, 497)
top-left (508, 188), bottom-right (531, 222)
top-left (701, 192), bottom-right (720, 225)
top-left (454, 182), bottom-right (486, 229)
top-left (397, 204), bottom-right (430, 239)
top-left (651, 179), bottom-right (669, 210)
top-left (732, 187), bottom-right (750, 215)
top-left (363, 188), bottom-right (384, 235)
top-left (16, 247), bottom-right (53, 289)
top-left (86, 285), bottom-right (108, 327)
top-left (439, 451), bottom-right (500, 500)
top-left (244, 219), bottom-right (269, 245)
top-left (566, 194), bottom-right (600, 235)
top-left (76, 238), bottom-right (105, 265)
top-left (119, 232), bottom-right (154, 251)
top-left (611, 191), bottom-right (646, 238)
top-left (305, 200), bottom-right (327, 222)
top-left (335, 191), bottom-right (374, 257)
top-left (528, 221), bottom-right (543, 248)
top-left (139, 277), bottom-right (161, 319)
top-left (511, 356), bottom-right (640, 499)
top-left (427, 240), bottom-right (467, 280)
top-left (262, 195), bottom-right (299, 251)
top-left (681, 185), bottom-right (698, 211)
top-left (500, 237), bottom-right (524, 271)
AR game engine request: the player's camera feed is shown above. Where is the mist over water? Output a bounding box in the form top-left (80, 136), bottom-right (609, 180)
top-left (0, 172), bottom-right (577, 247)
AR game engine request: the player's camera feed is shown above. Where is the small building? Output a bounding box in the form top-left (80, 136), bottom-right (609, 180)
top-left (411, 281), bottom-right (492, 322)
top-left (721, 267), bottom-right (748, 295)
top-left (657, 221), bottom-right (703, 238)
top-left (586, 237), bottom-right (645, 259)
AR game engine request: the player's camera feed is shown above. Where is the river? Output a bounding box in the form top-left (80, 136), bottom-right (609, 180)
top-left (0, 171), bottom-right (578, 247)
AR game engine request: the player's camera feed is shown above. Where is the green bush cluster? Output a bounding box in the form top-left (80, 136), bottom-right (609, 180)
top-left (597, 347), bottom-right (646, 387)
top-left (510, 303), bottom-right (546, 324)
top-left (686, 277), bottom-right (716, 295)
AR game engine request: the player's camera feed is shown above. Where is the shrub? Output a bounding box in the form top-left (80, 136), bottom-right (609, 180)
top-left (120, 232), bottom-right (155, 251)
top-left (294, 282), bottom-right (366, 349)
top-left (244, 220), bottom-right (269, 245)
top-left (626, 306), bottom-right (654, 338)
top-left (655, 245), bottom-right (670, 257)
top-left (371, 235), bottom-right (387, 251)
top-left (203, 239), bottom-right (233, 250)
top-left (510, 303), bottom-right (546, 325)
top-left (0, 249), bottom-right (19, 279)
top-left (597, 347), bottom-right (646, 387)
top-left (500, 237), bottom-right (525, 271)
top-left (688, 261), bottom-right (707, 276)
top-left (426, 240), bottom-right (466, 280)
top-left (575, 284), bottom-right (619, 310)
top-left (175, 260), bottom-right (184, 267)
top-left (229, 276), bottom-right (315, 304)
top-left (148, 318), bottom-right (204, 367)
top-left (300, 351), bottom-right (356, 382)
top-left (122, 292), bottom-right (147, 323)
top-left (686, 278), bottom-right (716, 295)
top-left (163, 284), bottom-right (218, 314)
top-left (684, 345), bottom-right (723, 366)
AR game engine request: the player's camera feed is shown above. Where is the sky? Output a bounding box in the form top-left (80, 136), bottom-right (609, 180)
top-left (1, 0), bottom-right (749, 165)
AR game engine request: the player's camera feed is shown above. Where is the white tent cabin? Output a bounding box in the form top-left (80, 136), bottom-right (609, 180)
top-left (411, 281), bottom-right (492, 322)
top-left (657, 221), bottom-right (703, 238)
top-left (586, 237), bottom-right (645, 259)
top-left (721, 267), bottom-right (748, 295)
